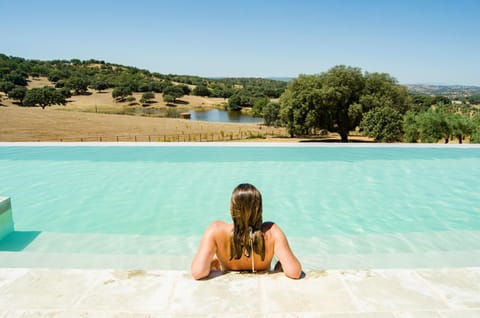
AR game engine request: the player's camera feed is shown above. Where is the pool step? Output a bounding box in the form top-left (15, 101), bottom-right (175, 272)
top-left (300, 250), bottom-right (480, 270)
top-left (292, 230), bottom-right (480, 255)
top-left (1, 230), bottom-right (479, 270)
top-left (0, 231), bottom-right (197, 270)
top-left (0, 231), bottom-right (199, 255)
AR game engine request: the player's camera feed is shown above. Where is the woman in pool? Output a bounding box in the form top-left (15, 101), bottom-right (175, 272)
top-left (192, 183), bottom-right (302, 279)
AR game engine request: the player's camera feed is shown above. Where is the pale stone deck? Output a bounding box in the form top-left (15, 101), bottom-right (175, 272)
top-left (0, 267), bottom-right (479, 317)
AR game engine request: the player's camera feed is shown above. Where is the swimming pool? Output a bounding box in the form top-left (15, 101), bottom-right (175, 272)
top-left (1, 143), bottom-right (479, 270)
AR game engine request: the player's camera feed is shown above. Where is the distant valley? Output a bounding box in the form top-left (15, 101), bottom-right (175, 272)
top-left (406, 84), bottom-right (480, 97)
top-left (268, 77), bottom-right (480, 97)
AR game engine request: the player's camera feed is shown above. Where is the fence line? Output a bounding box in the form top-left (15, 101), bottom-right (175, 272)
top-left (22, 128), bottom-right (285, 143)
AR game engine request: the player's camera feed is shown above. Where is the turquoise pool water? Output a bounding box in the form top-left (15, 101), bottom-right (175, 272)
top-left (1, 144), bottom-right (479, 270)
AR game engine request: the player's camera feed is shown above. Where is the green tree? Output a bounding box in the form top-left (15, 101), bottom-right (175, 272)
top-left (226, 90), bottom-right (256, 111)
top-left (360, 106), bottom-right (403, 142)
top-left (4, 71), bottom-right (28, 86)
top-left (226, 93), bottom-right (243, 111)
top-left (319, 66), bottom-right (365, 141)
top-left (252, 97), bottom-right (269, 117)
top-left (7, 86), bottom-right (27, 103)
top-left (47, 69), bottom-right (70, 83)
top-left (140, 92), bottom-right (155, 105)
top-left (90, 78), bottom-right (110, 92)
top-left (0, 81), bottom-right (15, 94)
top-left (137, 81), bottom-right (152, 92)
top-left (179, 84), bottom-right (191, 95)
top-left (163, 85), bottom-right (184, 102)
top-left (279, 75), bottom-right (320, 136)
top-left (403, 111), bottom-right (420, 143)
top-left (112, 86), bottom-right (133, 102)
top-left (417, 109), bottom-right (450, 143)
top-left (263, 102), bottom-right (281, 126)
top-left (210, 84), bottom-right (235, 99)
top-left (280, 66), bottom-right (411, 142)
top-left (360, 72), bottom-right (410, 114)
top-left (446, 113), bottom-right (474, 144)
top-left (432, 95), bottom-right (451, 106)
top-left (280, 66), bottom-right (364, 140)
top-left (65, 76), bottom-right (89, 95)
top-left (469, 111), bottom-right (480, 143)
top-left (192, 84), bottom-right (210, 96)
top-left (150, 80), bottom-right (166, 93)
top-left (58, 87), bottom-right (72, 98)
top-left (163, 94), bottom-right (175, 103)
top-left (410, 94), bottom-right (434, 113)
top-left (22, 87), bottom-right (66, 109)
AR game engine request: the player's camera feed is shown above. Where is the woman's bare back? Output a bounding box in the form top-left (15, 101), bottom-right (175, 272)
top-left (212, 221), bottom-right (275, 272)
top-left (192, 220), bottom-right (301, 279)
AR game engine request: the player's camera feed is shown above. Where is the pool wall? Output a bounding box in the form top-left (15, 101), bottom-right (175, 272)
top-left (0, 197), bottom-right (14, 240)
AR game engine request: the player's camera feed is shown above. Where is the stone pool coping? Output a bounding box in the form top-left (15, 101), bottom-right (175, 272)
top-left (2, 141), bottom-right (480, 148)
top-left (0, 267), bottom-right (479, 317)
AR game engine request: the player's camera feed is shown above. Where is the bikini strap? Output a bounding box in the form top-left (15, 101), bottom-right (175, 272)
top-left (249, 227), bottom-right (255, 273)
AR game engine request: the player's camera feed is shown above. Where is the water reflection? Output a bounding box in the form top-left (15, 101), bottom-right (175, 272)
top-left (126, 107), bottom-right (263, 123)
top-left (189, 109), bottom-right (263, 123)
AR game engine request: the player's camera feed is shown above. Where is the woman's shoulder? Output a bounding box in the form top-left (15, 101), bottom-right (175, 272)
top-left (207, 220), bottom-right (232, 233)
top-left (262, 221), bottom-right (287, 239)
top-left (262, 221), bottom-right (280, 231)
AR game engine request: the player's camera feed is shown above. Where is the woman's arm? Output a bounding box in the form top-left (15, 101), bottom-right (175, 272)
top-left (272, 224), bottom-right (302, 279)
top-left (191, 221), bottom-right (219, 280)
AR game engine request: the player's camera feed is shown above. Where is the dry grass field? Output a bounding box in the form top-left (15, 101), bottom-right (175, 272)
top-left (0, 77), bottom-right (370, 143)
top-left (0, 104), bottom-right (291, 142)
top-left (0, 78), bottom-right (291, 142)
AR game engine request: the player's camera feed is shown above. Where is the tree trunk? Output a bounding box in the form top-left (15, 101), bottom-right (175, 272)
top-left (457, 135), bottom-right (463, 144)
top-left (340, 132), bottom-right (348, 143)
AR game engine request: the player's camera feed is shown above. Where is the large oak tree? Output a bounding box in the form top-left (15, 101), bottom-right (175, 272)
top-left (279, 65), bottom-right (410, 142)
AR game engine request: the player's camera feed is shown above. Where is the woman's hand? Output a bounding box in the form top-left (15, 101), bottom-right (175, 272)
top-left (210, 257), bottom-right (221, 271)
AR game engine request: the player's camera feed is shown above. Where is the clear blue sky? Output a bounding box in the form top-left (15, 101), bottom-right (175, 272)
top-left (1, 0), bottom-right (479, 85)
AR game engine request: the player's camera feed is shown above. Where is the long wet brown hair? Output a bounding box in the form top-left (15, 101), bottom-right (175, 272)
top-left (229, 183), bottom-right (265, 261)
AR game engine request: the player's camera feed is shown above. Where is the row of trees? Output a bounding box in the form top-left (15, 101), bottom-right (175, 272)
top-left (402, 108), bottom-right (480, 143)
top-left (253, 65), bottom-right (479, 143)
top-left (0, 54), bottom-right (287, 109)
top-left (2, 54), bottom-right (479, 143)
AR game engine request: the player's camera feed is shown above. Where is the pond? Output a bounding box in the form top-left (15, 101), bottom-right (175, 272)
top-left (127, 107), bottom-right (263, 123)
top-left (189, 109), bottom-right (263, 123)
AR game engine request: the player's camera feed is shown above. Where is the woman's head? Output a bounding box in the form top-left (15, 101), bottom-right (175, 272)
top-left (230, 183), bottom-right (263, 228)
top-left (230, 183), bottom-right (265, 261)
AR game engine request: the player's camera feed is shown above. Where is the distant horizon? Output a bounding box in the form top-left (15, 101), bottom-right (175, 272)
top-left (4, 51), bottom-right (480, 88)
top-left (8, 49), bottom-right (480, 87)
top-left (264, 77), bottom-right (480, 88)
top-left (1, 0), bottom-right (478, 86)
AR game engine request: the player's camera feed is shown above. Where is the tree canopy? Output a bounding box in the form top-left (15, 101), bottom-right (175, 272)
top-left (361, 106), bottom-right (403, 142)
top-left (2, 53), bottom-right (480, 143)
top-left (192, 84), bottom-right (210, 97)
top-left (112, 86), bottom-right (133, 102)
top-left (22, 87), bottom-right (66, 109)
top-left (163, 85), bottom-right (185, 103)
top-left (279, 65), bottom-right (411, 142)
top-left (140, 91), bottom-right (155, 105)
top-left (403, 107), bottom-right (477, 143)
